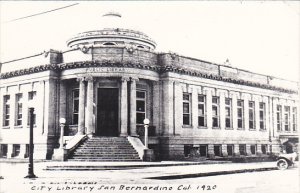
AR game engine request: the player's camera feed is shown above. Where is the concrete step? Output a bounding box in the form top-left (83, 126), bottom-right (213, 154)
top-left (67, 136), bottom-right (142, 162)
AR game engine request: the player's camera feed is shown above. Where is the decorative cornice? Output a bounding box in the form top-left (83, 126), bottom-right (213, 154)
top-left (0, 61), bottom-right (297, 94)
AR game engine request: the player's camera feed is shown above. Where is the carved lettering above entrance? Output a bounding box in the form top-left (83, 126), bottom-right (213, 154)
top-left (86, 67), bottom-right (126, 73)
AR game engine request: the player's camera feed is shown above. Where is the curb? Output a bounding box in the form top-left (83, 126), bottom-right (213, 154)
top-left (146, 167), bottom-right (278, 180)
top-left (45, 161), bottom-right (232, 171)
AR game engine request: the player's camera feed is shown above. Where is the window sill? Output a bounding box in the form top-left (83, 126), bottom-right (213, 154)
top-left (197, 126), bottom-right (207, 129)
top-left (249, 129), bottom-right (256, 131)
top-left (26, 125), bottom-right (37, 128)
top-left (14, 125), bottom-right (23, 129)
top-left (212, 127), bottom-right (220, 129)
top-left (182, 125), bottom-right (193, 128)
top-left (237, 128), bottom-right (245, 131)
top-left (259, 129), bottom-right (267, 132)
top-left (225, 127), bottom-right (233, 130)
top-left (1, 126), bottom-right (10, 129)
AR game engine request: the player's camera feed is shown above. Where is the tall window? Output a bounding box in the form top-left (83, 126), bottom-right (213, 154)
top-left (15, 94), bottom-right (23, 126)
top-left (183, 93), bottom-right (191, 125)
top-left (259, 102), bottom-right (266, 130)
top-left (212, 96), bottom-right (219, 128)
top-left (225, 98), bottom-right (232, 128)
top-left (198, 95), bottom-right (206, 127)
top-left (249, 101), bottom-right (255, 130)
top-left (284, 106), bottom-right (290, 131)
top-left (27, 91), bottom-right (36, 125)
top-left (136, 90), bottom-right (146, 124)
top-left (72, 89), bottom-right (79, 125)
top-left (276, 105), bottom-right (282, 131)
top-left (3, 95), bottom-right (10, 127)
top-left (237, 100), bottom-right (244, 129)
top-left (292, 107), bottom-right (297, 132)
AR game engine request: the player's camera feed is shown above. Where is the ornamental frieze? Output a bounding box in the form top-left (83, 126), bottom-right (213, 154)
top-left (0, 60), bottom-right (297, 94)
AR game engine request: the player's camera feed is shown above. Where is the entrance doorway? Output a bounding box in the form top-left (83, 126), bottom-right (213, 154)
top-left (96, 88), bottom-right (119, 136)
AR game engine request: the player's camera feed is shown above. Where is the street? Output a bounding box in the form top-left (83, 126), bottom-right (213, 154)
top-left (0, 162), bottom-right (299, 193)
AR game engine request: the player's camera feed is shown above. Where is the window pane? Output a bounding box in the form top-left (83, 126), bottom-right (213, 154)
top-left (212, 97), bottom-right (218, 104)
top-left (73, 114), bottom-right (78, 124)
top-left (249, 102), bottom-right (254, 108)
top-left (136, 113), bottom-right (145, 124)
top-left (136, 101), bottom-right (145, 112)
top-left (238, 120), bottom-right (243, 128)
top-left (74, 100), bottom-right (79, 112)
top-left (259, 111), bottom-right (264, 119)
top-left (198, 95), bottom-right (204, 102)
top-left (238, 108), bottom-right (242, 117)
top-left (198, 104), bottom-right (204, 115)
top-left (226, 118), bottom-right (231, 128)
top-left (225, 107), bottom-right (230, 116)
top-left (249, 121), bottom-right (254, 129)
top-left (225, 98), bottom-right (231, 105)
top-left (212, 106), bottom-right (218, 116)
top-left (136, 91), bottom-right (145, 99)
top-left (183, 94), bottom-right (189, 101)
top-left (73, 90), bottom-right (79, 98)
top-left (198, 116), bottom-right (205, 126)
top-left (183, 103), bottom-right (189, 113)
top-left (183, 115), bottom-right (190, 125)
top-left (213, 117), bottom-right (218, 127)
top-left (260, 121), bottom-right (264, 129)
top-left (249, 110), bottom-right (254, 120)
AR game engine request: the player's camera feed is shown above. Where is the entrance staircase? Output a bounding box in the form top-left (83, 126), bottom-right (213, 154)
top-left (68, 137), bottom-right (142, 162)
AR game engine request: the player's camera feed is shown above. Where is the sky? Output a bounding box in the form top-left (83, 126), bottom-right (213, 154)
top-left (0, 1), bottom-right (299, 81)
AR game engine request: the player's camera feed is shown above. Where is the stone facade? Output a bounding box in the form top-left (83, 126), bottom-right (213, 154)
top-left (0, 18), bottom-right (298, 161)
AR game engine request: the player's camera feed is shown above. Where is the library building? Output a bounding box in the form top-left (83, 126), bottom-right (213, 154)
top-left (0, 13), bottom-right (298, 161)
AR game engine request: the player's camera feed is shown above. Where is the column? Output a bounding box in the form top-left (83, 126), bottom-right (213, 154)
top-left (59, 81), bottom-right (67, 125)
top-left (38, 80), bottom-right (45, 135)
top-left (129, 77), bottom-right (138, 136)
top-left (86, 76), bottom-right (94, 135)
top-left (230, 92), bottom-right (238, 130)
top-left (234, 144), bottom-right (240, 157)
top-left (264, 97), bottom-right (270, 132)
top-left (120, 77), bottom-right (129, 136)
top-left (77, 77), bottom-right (86, 135)
top-left (204, 88), bottom-right (212, 129)
top-left (222, 144), bottom-right (228, 157)
top-left (218, 91), bottom-right (226, 129)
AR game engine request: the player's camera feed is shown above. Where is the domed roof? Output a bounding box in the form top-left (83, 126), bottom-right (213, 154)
top-left (66, 12), bottom-right (156, 51)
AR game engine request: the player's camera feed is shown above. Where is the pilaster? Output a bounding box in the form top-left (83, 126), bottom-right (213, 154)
top-left (230, 91), bottom-right (238, 130)
top-left (204, 88), bottom-right (213, 129)
top-left (207, 144), bottom-right (215, 158)
top-left (234, 144), bottom-right (240, 156)
top-left (152, 81), bottom-right (160, 134)
top-left (217, 90), bottom-right (226, 130)
top-left (221, 144), bottom-right (228, 157)
top-left (162, 79), bottom-right (174, 135)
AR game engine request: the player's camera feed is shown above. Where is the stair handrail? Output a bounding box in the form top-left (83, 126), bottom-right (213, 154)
top-left (64, 134), bottom-right (88, 160)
